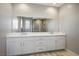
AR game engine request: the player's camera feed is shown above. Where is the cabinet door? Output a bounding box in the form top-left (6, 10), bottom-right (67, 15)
top-left (48, 37), bottom-right (56, 50)
top-left (55, 36), bottom-right (65, 50)
top-left (6, 38), bottom-right (22, 56)
top-left (22, 37), bottom-right (35, 54)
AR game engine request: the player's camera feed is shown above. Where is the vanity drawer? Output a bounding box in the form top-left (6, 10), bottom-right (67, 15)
top-left (34, 46), bottom-right (48, 52)
top-left (35, 40), bottom-right (49, 45)
top-left (34, 45), bottom-right (55, 52)
top-left (34, 37), bottom-right (55, 45)
top-left (33, 37), bottom-right (55, 52)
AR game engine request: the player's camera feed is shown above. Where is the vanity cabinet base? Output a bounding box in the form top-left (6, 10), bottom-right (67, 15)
top-left (6, 36), bottom-right (65, 56)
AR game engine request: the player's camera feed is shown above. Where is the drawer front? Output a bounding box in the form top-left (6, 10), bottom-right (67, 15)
top-left (56, 36), bottom-right (65, 40)
top-left (35, 40), bottom-right (49, 46)
top-left (34, 37), bottom-right (55, 46)
top-left (33, 37), bottom-right (55, 52)
top-left (34, 47), bottom-right (49, 52)
top-left (34, 45), bottom-right (55, 53)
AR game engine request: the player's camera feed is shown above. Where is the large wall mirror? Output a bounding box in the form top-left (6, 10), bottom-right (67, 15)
top-left (12, 16), bottom-right (49, 32)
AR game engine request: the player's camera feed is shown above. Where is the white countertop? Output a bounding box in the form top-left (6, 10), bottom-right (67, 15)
top-left (7, 32), bottom-right (65, 38)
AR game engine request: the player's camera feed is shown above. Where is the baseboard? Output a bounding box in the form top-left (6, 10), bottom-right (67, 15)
top-left (65, 49), bottom-right (79, 56)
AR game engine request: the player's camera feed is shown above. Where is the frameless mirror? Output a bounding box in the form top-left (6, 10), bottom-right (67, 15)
top-left (12, 16), bottom-right (49, 32)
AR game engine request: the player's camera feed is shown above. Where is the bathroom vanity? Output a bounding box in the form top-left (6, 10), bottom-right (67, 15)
top-left (6, 32), bottom-right (65, 56)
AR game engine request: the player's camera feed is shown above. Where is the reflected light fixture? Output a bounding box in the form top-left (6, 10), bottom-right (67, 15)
top-left (46, 7), bottom-right (55, 14)
top-left (36, 20), bottom-right (41, 25)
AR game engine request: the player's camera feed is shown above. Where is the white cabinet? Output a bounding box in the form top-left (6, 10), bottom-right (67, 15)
top-left (33, 37), bottom-right (55, 52)
top-left (55, 36), bottom-right (65, 50)
top-left (6, 35), bottom-right (65, 56)
top-left (22, 37), bottom-right (35, 54)
top-left (6, 38), bottom-right (22, 55)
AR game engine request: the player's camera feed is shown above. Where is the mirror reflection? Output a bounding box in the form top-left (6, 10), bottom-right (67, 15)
top-left (12, 16), bottom-right (48, 32)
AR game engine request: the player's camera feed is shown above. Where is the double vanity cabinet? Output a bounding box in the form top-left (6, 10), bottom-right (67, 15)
top-left (6, 32), bottom-right (65, 56)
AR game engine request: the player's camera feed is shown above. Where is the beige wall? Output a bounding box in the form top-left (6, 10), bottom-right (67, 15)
top-left (0, 4), bottom-right (12, 55)
top-left (59, 3), bottom-right (79, 54)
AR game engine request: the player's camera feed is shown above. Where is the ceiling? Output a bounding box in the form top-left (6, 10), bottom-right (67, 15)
top-left (37, 3), bottom-right (64, 7)
top-left (12, 3), bottom-right (64, 7)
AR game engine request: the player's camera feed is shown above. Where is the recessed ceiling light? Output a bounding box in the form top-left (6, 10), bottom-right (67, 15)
top-left (46, 7), bottom-right (56, 14)
top-left (53, 3), bottom-right (56, 5)
top-left (19, 4), bottom-right (30, 10)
